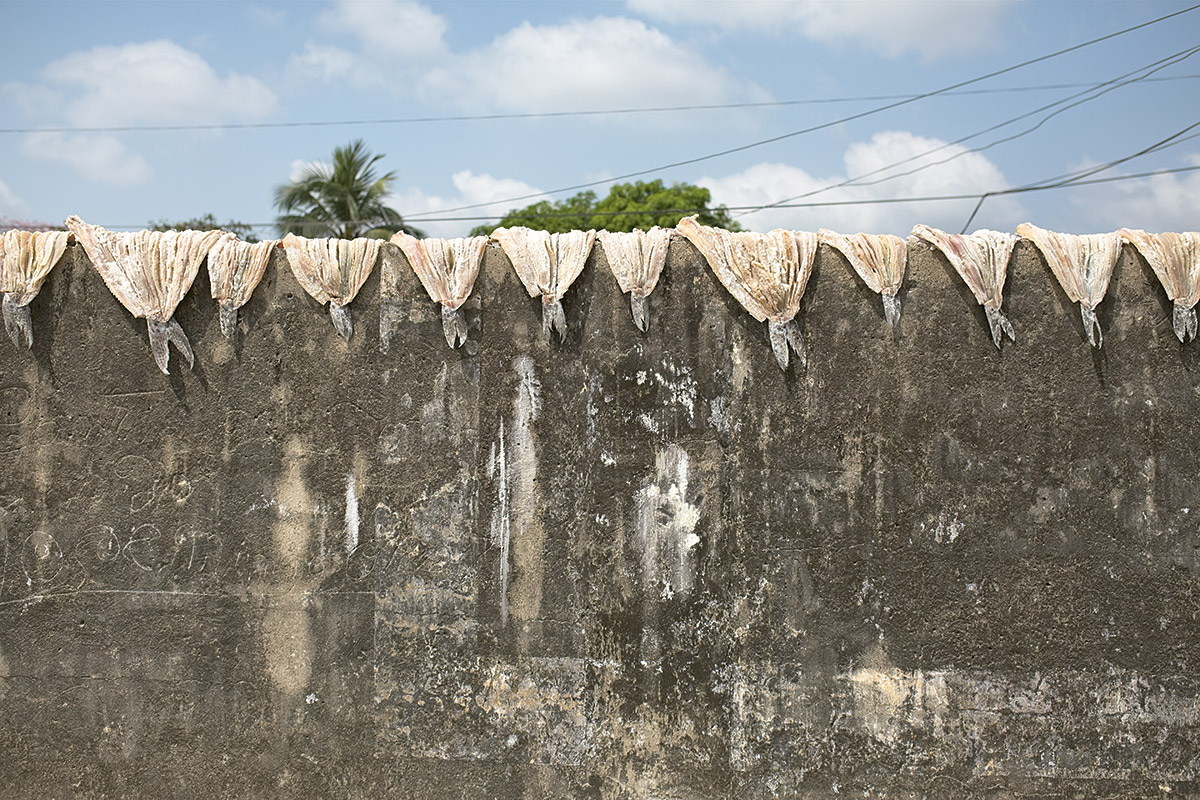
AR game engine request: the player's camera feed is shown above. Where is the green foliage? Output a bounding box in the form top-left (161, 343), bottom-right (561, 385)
top-left (592, 180), bottom-right (741, 232)
top-left (470, 183), bottom-right (739, 239)
top-left (470, 191), bottom-right (597, 236)
top-left (150, 213), bottom-right (259, 242)
top-left (274, 139), bottom-right (421, 240)
top-left (470, 180), bottom-right (741, 236)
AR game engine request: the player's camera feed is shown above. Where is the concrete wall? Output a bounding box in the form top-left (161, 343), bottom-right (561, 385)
top-left (0, 235), bottom-right (1197, 798)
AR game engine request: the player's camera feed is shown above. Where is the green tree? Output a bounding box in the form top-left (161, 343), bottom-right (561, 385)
top-left (151, 213), bottom-right (259, 242)
top-left (470, 191), bottom-right (598, 236)
top-left (274, 139), bottom-right (421, 239)
top-left (470, 180), bottom-right (741, 236)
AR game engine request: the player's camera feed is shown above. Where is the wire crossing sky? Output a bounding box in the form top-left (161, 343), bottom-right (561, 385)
top-left (1, 0), bottom-right (1197, 237)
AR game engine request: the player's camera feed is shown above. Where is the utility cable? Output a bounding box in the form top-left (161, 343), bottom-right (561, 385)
top-left (959, 119), bottom-right (1200, 231)
top-left (403, 3), bottom-right (1200, 221)
top-left (97, 163), bottom-right (1200, 229)
top-left (737, 45), bottom-right (1200, 220)
top-left (4, 74), bottom-right (1199, 136)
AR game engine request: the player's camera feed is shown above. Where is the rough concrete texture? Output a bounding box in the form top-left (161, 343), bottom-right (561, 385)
top-left (1, 234), bottom-right (1198, 799)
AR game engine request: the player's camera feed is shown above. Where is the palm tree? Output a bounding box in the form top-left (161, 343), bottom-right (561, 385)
top-left (274, 139), bottom-right (422, 239)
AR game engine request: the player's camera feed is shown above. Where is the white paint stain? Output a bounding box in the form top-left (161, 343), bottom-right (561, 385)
top-left (635, 445), bottom-right (702, 600)
top-left (507, 356), bottom-right (544, 635)
top-left (489, 419), bottom-right (511, 626)
top-left (421, 361), bottom-right (449, 442)
top-left (648, 359), bottom-right (697, 422)
top-left (344, 473), bottom-right (360, 554)
top-left (920, 511), bottom-right (964, 544)
top-left (584, 372), bottom-right (601, 447)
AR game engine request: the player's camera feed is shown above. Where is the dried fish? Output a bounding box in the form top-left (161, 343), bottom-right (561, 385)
top-left (1119, 228), bottom-right (1200, 342)
top-left (208, 237), bottom-right (277, 339)
top-left (819, 229), bottom-right (907, 327)
top-left (65, 216), bottom-right (223, 373)
top-left (390, 232), bottom-right (487, 348)
top-left (909, 225), bottom-right (1017, 349)
top-left (597, 227), bottom-right (672, 332)
top-left (491, 226), bottom-right (596, 342)
top-left (677, 215), bottom-right (816, 370)
top-left (281, 233), bottom-right (382, 341)
top-left (0, 229), bottom-right (70, 349)
top-left (1017, 223), bottom-right (1120, 348)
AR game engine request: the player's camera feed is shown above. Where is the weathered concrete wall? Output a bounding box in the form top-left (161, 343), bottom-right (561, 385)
top-left (0, 235), bottom-right (1198, 798)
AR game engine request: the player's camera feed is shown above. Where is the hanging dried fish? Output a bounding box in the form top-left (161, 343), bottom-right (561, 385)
top-left (208, 236), bottom-right (277, 339)
top-left (677, 215), bottom-right (816, 370)
top-left (1, 229), bottom-right (70, 349)
top-left (909, 225), bottom-right (1017, 349)
top-left (818, 229), bottom-right (907, 327)
top-left (597, 227), bottom-right (672, 332)
top-left (1119, 228), bottom-right (1200, 343)
top-left (390, 232), bottom-right (487, 348)
top-left (491, 226), bottom-right (596, 342)
top-left (1017, 223), bottom-right (1120, 348)
top-left (281, 233), bottom-right (382, 341)
top-left (66, 216), bottom-right (223, 373)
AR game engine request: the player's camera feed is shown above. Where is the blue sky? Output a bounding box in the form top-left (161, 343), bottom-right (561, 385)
top-left (2, 0), bottom-right (1198, 238)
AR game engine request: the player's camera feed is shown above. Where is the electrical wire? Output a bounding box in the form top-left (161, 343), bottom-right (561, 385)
top-left (736, 45), bottom-right (1200, 220)
top-left (4, 74), bottom-right (1199, 136)
top-left (402, 2), bottom-right (1200, 221)
top-left (958, 120), bottom-right (1200, 231)
top-left (96, 163), bottom-right (1200, 230)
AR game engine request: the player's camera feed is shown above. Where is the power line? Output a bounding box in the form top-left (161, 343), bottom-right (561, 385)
top-left (958, 120), bottom-right (1200, 231)
top-left (4, 74), bottom-right (1199, 136)
top-left (96, 164), bottom-right (1200, 230)
top-left (736, 46), bottom-right (1200, 220)
top-left (403, 2), bottom-right (1200, 221)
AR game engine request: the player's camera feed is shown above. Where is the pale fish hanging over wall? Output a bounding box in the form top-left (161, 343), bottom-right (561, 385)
top-left (0, 230), bottom-right (70, 349)
top-left (1119, 228), bottom-right (1200, 343)
top-left (819, 230), bottom-right (907, 327)
top-left (281, 233), bottom-right (382, 341)
top-left (910, 225), bottom-right (1017, 349)
top-left (1017, 223), bottom-right (1121, 348)
top-left (676, 215), bottom-right (816, 370)
top-left (207, 237), bottom-right (278, 339)
top-left (597, 227), bottom-right (672, 332)
top-left (65, 216), bottom-right (224, 373)
top-left (389, 232), bottom-right (487, 348)
top-left (491, 226), bottom-right (596, 342)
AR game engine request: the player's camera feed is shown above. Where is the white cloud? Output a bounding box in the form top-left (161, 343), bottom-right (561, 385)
top-left (0, 180), bottom-right (29, 217)
top-left (701, 130), bottom-right (1025, 234)
top-left (22, 132), bottom-right (152, 186)
top-left (419, 16), bottom-right (762, 112)
top-left (318, 0), bottom-right (447, 58)
top-left (1069, 155), bottom-right (1200, 232)
top-left (288, 5), bottom-right (765, 112)
top-left (288, 158), bottom-right (333, 183)
top-left (627, 0), bottom-right (1018, 59)
top-left (388, 170), bottom-right (544, 238)
top-left (8, 40), bottom-right (276, 185)
top-left (289, 43), bottom-right (367, 87)
top-left (286, 0), bottom-right (449, 90)
top-left (31, 40), bottom-right (277, 128)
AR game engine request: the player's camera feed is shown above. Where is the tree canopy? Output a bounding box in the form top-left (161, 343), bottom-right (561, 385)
top-left (151, 213), bottom-right (258, 242)
top-left (470, 180), bottom-right (741, 236)
top-left (274, 139), bottom-right (421, 240)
